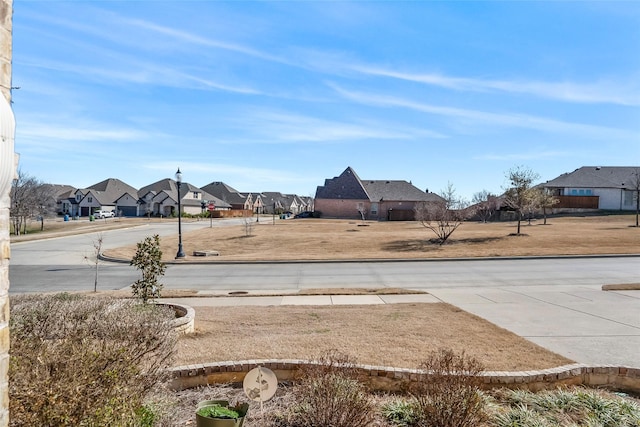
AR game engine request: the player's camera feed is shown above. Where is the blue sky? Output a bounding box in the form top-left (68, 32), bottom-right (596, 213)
top-left (11, 1), bottom-right (640, 200)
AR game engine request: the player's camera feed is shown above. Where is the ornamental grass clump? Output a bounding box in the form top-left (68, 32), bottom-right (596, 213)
top-left (491, 387), bottom-right (640, 427)
top-left (9, 293), bottom-right (177, 426)
top-left (277, 350), bottom-right (376, 427)
top-left (409, 348), bottom-right (487, 427)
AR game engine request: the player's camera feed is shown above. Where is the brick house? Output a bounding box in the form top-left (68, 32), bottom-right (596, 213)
top-left (314, 167), bottom-right (443, 220)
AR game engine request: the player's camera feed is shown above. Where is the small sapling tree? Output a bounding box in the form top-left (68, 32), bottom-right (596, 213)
top-left (85, 233), bottom-right (104, 292)
top-left (533, 188), bottom-right (559, 225)
top-left (130, 234), bottom-right (166, 303)
top-left (503, 166), bottom-right (540, 235)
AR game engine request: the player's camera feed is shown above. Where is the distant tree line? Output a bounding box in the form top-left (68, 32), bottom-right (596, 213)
top-left (10, 170), bottom-right (57, 235)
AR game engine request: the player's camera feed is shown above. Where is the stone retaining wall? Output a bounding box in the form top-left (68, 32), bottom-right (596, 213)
top-left (163, 302), bottom-right (195, 334)
top-left (170, 360), bottom-right (640, 395)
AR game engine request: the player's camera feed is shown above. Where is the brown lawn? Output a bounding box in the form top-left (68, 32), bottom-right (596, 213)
top-left (20, 214), bottom-right (639, 372)
top-left (104, 214), bottom-right (640, 262)
top-left (175, 303), bottom-right (573, 371)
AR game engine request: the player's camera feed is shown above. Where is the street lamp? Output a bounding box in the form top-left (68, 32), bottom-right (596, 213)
top-left (175, 168), bottom-right (185, 259)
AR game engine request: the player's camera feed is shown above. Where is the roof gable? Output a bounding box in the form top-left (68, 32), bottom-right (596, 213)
top-left (315, 166), bottom-right (370, 200)
top-left (201, 182), bottom-right (249, 204)
top-left (86, 178), bottom-right (138, 204)
top-left (138, 179), bottom-right (175, 197)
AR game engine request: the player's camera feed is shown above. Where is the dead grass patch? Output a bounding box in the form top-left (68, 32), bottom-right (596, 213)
top-left (175, 303), bottom-right (572, 371)
top-left (102, 215), bottom-right (640, 262)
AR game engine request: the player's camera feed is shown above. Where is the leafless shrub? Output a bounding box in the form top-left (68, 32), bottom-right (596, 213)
top-left (9, 293), bottom-right (177, 426)
top-left (410, 348), bottom-right (487, 427)
top-left (414, 183), bottom-right (471, 245)
top-left (275, 350), bottom-right (376, 427)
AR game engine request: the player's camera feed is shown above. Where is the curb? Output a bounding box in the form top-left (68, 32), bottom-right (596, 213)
top-left (99, 252), bottom-right (640, 265)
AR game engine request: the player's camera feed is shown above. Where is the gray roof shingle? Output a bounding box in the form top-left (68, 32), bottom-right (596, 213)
top-left (544, 166), bottom-right (640, 189)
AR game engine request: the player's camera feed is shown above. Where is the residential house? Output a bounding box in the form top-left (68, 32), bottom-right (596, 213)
top-left (138, 179), bottom-right (228, 216)
top-left (543, 166), bottom-right (640, 211)
top-left (261, 192), bottom-right (306, 215)
top-left (77, 178), bottom-right (138, 217)
top-left (298, 195), bottom-right (314, 212)
top-left (52, 184), bottom-right (77, 215)
top-left (314, 167), bottom-right (443, 220)
top-left (201, 182), bottom-right (255, 212)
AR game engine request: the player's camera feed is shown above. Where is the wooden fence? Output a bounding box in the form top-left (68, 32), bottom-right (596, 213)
top-left (555, 196), bottom-right (599, 209)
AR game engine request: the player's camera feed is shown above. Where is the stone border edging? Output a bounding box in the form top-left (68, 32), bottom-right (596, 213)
top-left (169, 360), bottom-right (640, 394)
top-left (157, 302), bottom-right (195, 334)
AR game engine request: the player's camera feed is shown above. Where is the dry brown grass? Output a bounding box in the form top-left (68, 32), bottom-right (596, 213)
top-left (20, 215), bottom-right (637, 373)
top-left (104, 215), bottom-right (640, 262)
top-left (175, 303), bottom-right (572, 371)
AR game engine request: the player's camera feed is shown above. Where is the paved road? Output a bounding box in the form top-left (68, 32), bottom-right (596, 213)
top-left (9, 225), bottom-right (640, 367)
top-left (9, 219), bottom-right (240, 292)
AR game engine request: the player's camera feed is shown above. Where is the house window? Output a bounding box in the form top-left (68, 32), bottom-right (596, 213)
top-left (623, 190), bottom-right (633, 206)
top-left (193, 192), bottom-right (199, 198)
top-left (88, 197), bottom-right (93, 203)
top-left (571, 189), bottom-right (593, 196)
top-left (371, 203), bottom-right (378, 215)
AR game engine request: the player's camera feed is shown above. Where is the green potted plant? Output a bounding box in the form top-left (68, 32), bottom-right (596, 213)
top-left (196, 400), bottom-right (249, 427)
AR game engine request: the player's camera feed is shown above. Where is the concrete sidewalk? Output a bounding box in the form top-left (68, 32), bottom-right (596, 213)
top-left (161, 292), bottom-right (440, 307)
top-left (161, 285), bottom-right (640, 368)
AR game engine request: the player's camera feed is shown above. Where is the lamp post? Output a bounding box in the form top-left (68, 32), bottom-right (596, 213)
top-left (175, 168), bottom-right (185, 259)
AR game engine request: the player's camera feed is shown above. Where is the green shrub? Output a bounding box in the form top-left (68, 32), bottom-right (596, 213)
top-left (277, 350), bottom-right (375, 427)
top-left (9, 294), bottom-right (177, 426)
top-left (409, 348), bottom-right (487, 427)
top-left (130, 234), bottom-right (166, 303)
top-left (197, 403), bottom-right (248, 419)
top-left (381, 398), bottom-right (420, 426)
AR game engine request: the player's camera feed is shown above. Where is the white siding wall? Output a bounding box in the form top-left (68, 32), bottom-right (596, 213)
top-left (594, 188), bottom-right (627, 210)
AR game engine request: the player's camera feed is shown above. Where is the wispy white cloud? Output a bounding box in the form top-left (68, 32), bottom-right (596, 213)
top-left (330, 84), bottom-right (636, 139)
top-left (18, 120), bottom-right (153, 142)
top-left (350, 66), bottom-right (640, 106)
top-left (234, 110), bottom-right (446, 143)
top-left (18, 55), bottom-right (261, 95)
top-left (123, 18), bottom-right (293, 66)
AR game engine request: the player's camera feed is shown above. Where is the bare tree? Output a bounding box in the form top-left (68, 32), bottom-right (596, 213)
top-left (10, 170), bottom-right (57, 234)
top-left (472, 190), bottom-right (498, 223)
top-left (503, 166), bottom-right (540, 235)
top-left (243, 216), bottom-right (254, 237)
top-left (357, 206), bottom-right (367, 222)
top-left (10, 169), bottom-right (38, 235)
top-left (84, 233), bottom-right (104, 292)
top-left (531, 188), bottom-right (559, 225)
top-left (414, 182), bottom-right (470, 245)
top-left (33, 183), bottom-right (57, 231)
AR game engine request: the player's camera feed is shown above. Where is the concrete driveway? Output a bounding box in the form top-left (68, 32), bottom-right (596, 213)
top-left (426, 284), bottom-right (640, 367)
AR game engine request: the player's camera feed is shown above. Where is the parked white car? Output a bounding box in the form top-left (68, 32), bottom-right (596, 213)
top-left (94, 210), bottom-right (115, 219)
